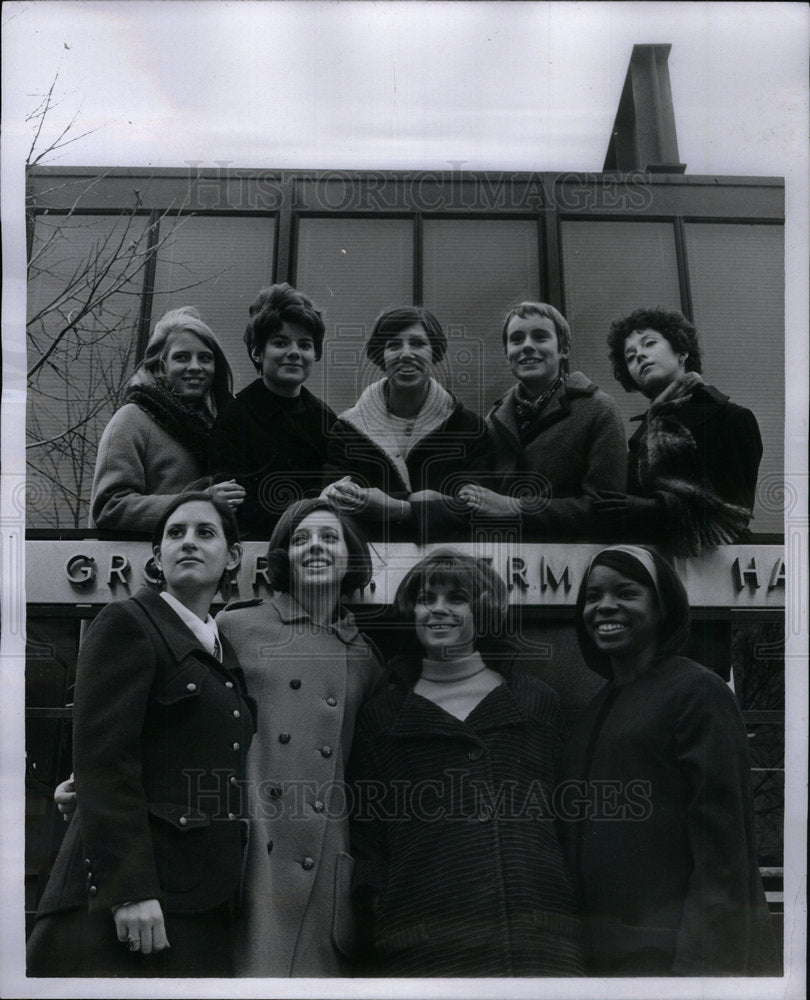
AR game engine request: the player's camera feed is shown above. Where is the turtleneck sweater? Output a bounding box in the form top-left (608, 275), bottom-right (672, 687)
top-left (414, 651), bottom-right (504, 720)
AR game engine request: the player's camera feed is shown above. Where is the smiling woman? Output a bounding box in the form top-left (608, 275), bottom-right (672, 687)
top-left (90, 307), bottom-right (246, 534)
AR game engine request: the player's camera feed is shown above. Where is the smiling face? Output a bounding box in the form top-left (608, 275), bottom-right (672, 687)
top-left (288, 510), bottom-right (349, 594)
top-left (154, 499), bottom-right (240, 599)
top-left (254, 321), bottom-right (316, 397)
top-left (582, 564), bottom-right (661, 673)
top-left (505, 314), bottom-right (567, 396)
top-left (414, 581), bottom-right (477, 661)
top-left (382, 324), bottom-right (434, 397)
top-left (164, 330), bottom-right (216, 402)
top-left (623, 328), bottom-right (686, 398)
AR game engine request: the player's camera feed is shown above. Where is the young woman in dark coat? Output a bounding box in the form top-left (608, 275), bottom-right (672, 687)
top-left (210, 284), bottom-right (337, 539)
top-left (458, 301), bottom-right (627, 538)
top-left (322, 306), bottom-right (492, 541)
top-left (560, 545), bottom-right (778, 976)
top-left (596, 308), bottom-right (763, 555)
top-left (26, 493), bottom-right (255, 977)
top-left (348, 550), bottom-right (584, 977)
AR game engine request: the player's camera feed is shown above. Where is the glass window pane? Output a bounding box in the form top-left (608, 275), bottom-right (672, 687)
top-left (685, 223), bottom-right (784, 535)
top-left (423, 219), bottom-right (540, 415)
top-left (561, 220), bottom-right (682, 434)
top-left (150, 214), bottom-right (276, 393)
top-left (26, 213), bottom-right (149, 528)
top-left (296, 218), bottom-right (413, 416)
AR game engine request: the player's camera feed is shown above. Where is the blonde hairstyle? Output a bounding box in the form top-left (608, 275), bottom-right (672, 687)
top-left (129, 307), bottom-right (234, 417)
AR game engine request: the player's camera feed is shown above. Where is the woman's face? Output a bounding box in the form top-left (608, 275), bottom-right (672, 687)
top-left (623, 328), bottom-right (686, 397)
top-left (288, 510), bottom-right (349, 593)
top-left (504, 313), bottom-right (566, 395)
top-left (164, 330), bottom-right (216, 402)
top-left (582, 564), bottom-right (660, 667)
top-left (255, 321), bottom-right (316, 397)
top-left (154, 500), bottom-right (239, 596)
top-left (414, 581), bottom-right (476, 661)
top-left (382, 324), bottom-right (434, 396)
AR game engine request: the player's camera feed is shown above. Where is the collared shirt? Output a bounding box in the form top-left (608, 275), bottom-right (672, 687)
top-left (159, 590), bottom-right (221, 660)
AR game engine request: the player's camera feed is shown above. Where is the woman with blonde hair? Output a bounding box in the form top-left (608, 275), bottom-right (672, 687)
top-left (90, 307), bottom-right (245, 532)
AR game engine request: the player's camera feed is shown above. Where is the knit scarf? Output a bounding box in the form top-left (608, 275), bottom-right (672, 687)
top-left (513, 376), bottom-right (563, 440)
top-left (126, 383), bottom-right (213, 468)
top-left (637, 372), bottom-right (751, 556)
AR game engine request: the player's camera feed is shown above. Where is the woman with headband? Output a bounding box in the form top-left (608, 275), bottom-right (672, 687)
top-left (560, 545), bottom-right (777, 976)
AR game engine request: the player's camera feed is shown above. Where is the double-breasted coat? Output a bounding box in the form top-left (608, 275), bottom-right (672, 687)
top-left (216, 593), bottom-right (385, 976)
top-left (27, 588), bottom-right (255, 976)
top-left (347, 662), bottom-right (585, 977)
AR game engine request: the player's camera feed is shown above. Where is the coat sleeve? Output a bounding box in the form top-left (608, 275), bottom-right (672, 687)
top-left (90, 409), bottom-right (207, 531)
top-left (72, 602), bottom-right (163, 912)
top-left (208, 396), bottom-right (243, 483)
top-left (518, 393), bottom-right (627, 535)
top-left (708, 403), bottom-right (763, 513)
top-left (671, 671), bottom-right (776, 975)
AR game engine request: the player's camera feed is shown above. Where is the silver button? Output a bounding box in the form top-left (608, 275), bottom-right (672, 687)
top-left (228, 812), bottom-right (236, 821)
top-left (230, 775), bottom-right (238, 786)
top-left (326, 696), bottom-right (337, 707)
top-left (320, 745), bottom-right (332, 758)
top-left (313, 800), bottom-right (324, 813)
top-left (233, 742), bottom-right (241, 751)
top-left (301, 856), bottom-right (315, 871)
top-left (179, 816), bottom-right (188, 826)
top-left (225, 680), bottom-right (234, 688)
top-left (186, 682), bottom-right (197, 692)
top-left (233, 709), bottom-right (240, 718)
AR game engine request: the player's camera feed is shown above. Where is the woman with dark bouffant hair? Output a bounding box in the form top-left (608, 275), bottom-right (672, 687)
top-left (210, 284), bottom-right (337, 539)
top-left (323, 306), bottom-right (492, 542)
top-left (91, 308), bottom-right (245, 533)
top-left (348, 549), bottom-right (585, 977)
top-left (216, 498), bottom-right (384, 976)
top-left (560, 545), bottom-right (778, 976)
top-left (28, 492), bottom-right (254, 977)
top-left (596, 307), bottom-right (763, 555)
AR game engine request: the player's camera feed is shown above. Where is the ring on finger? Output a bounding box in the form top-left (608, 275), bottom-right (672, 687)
top-left (127, 935), bottom-right (140, 952)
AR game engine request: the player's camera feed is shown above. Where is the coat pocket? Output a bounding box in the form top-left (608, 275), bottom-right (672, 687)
top-left (332, 851), bottom-right (359, 957)
top-left (148, 801), bottom-right (211, 893)
top-left (153, 660), bottom-right (210, 706)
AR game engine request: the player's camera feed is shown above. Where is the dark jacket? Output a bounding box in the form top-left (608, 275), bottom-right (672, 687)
top-left (325, 392), bottom-right (492, 541)
top-left (559, 655), bottom-right (778, 976)
top-left (34, 588), bottom-right (255, 920)
top-left (348, 661), bottom-right (584, 977)
top-left (486, 372), bottom-right (627, 537)
top-left (627, 382), bottom-right (763, 538)
top-left (210, 379), bottom-right (336, 539)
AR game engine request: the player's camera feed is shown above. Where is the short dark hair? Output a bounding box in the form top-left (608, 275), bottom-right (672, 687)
top-left (266, 498), bottom-right (372, 596)
top-left (501, 302), bottom-right (571, 376)
top-left (244, 283), bottom-right (326, 367)
top-left (575, 547), bottom-right (691, 679)
top-left (365, 306), bottom-right (447, 370)
top-left (395, 548), bottom-right (508, 638)
top-left (607, 307), bottom-right (702, 392)
top-left (151, 491), bottom-right (240, 550)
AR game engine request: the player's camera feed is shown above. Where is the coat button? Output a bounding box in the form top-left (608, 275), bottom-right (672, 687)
top-left (279, 732), bottom-right (291, 744)
top-left (232, 709), bottom-right (241, 718)
top-left (86, 871), bottom-right (93, 882)
top-left (290, 679), bottom-right (301, 689)
top-left (88, 885), bottom-right (98, 896)
top-left (225, 680), bottom-right (234, 688)
top-left (228, 812), bottom-right (236, 821)
top-left (320, 745), bottom-right (332, 758)
top-left (269, 783), bottom-right (283, 798)
top-left (301, 857), bottom-right (315, 871)
top-left (84, 858), bottom-right (92, 870)
top-left (233, 742), bottom-right (241, 751)
top-left (266, 840), bottom-right (274, 853)
top-left (313, 800), bottom-right (325, 813)
top-left (186, 682), bottom-right (197, 692)
top-left (326, 696), bottom-right (337, 707)
top-left (467, 747), bottom-right (484, 761)
top-left (230, 775), bottom-right (238, 786)
top-left (179, 816), bottom-right (188, 826)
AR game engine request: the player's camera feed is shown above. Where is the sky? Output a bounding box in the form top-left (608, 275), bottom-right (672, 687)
top-left (1, 3), bottom-right (808, 998)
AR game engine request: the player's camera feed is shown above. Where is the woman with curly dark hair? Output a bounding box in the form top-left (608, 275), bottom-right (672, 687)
top-left (597, 307), bottom-right (762, 555)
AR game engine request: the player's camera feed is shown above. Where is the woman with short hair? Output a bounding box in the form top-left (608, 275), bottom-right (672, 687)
top-left (323, 306), bottom-right (492, 541)
top-left (597, 307), bottom-right (763, 554)
top-left (90, 307), bottom-right (245, 532)
top-left (210, 284), bottom-right (337, 539)
top-left (560, 544), bottom-right (778, 976)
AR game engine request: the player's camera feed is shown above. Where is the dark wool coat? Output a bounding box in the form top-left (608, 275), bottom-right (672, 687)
top-left (210, 379), bottom-right (337, 539)
top-left (325, 394), bottom-right (493, 542)
top-left (217, 594), bottom-right (385, 976)
top-left (28, 589), bottom-right (255, 972)
top-left (348, 665), bottom-right (585, 977)
top-left (627, 383), bottom-right (763, 538)
top-left (486, 372), bottom-right (627, 537)
top-left (559, 655), bottom-right (779, 977)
